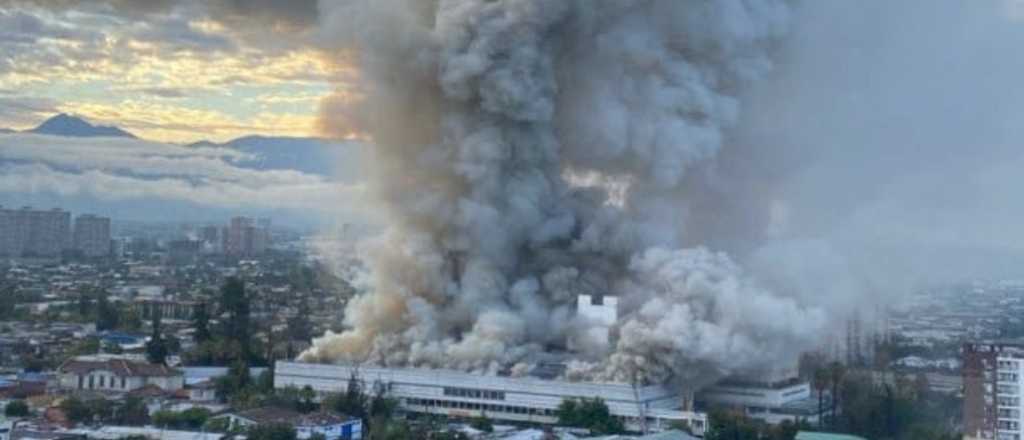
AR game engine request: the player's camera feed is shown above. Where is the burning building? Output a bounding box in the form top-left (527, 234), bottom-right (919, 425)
top-left (303, 0), bottom-right (836, 413)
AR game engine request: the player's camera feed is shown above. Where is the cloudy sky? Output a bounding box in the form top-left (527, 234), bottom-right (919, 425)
top-left (0, 0), bottom-right (350, 142)
top-left (0, 0), bottom-right (375, 225)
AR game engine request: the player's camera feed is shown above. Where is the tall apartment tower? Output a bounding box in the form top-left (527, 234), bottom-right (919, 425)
top-left (963, 342), bottom-right (1024, 440)
top-left (0, 206), bottom-right (71, 258)
top-left (73, 214), bottom-right (111, 257)
top-left (224, 216), bottom-right (269, 257)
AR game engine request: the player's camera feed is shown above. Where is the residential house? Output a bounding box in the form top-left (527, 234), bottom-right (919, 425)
top-left (56, 356), bottom-right (183, 394)
top-left (218, 407), bottom-right (362, 440)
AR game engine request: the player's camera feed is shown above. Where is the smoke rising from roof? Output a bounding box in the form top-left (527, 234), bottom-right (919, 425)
top-left (305, 0), bottom-right (1024, 387)
top-left (301, 0), bottom-right (828, 387)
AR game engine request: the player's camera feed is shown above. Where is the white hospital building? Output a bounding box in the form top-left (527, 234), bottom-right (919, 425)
top-left (274, 361), bottom-right (708, 436)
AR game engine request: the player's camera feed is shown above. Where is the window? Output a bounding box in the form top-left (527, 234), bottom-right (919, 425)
top-left (121, 377), bottom-right (127, 389)
top-left (78, 375), bottom-right (84, 389)
top-left (442, 387), bottom-right (505, 400)
top-left (89, 375), bottom-right (94, 389)
top-left (100, 375), bottom-right (105, 388)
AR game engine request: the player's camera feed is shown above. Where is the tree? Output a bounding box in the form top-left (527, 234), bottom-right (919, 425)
top-left (470, 414), bottom-right (493, 433)
top-left (153, 408), bottom-right (212, 430)
top-left (121, 307), bottom-right (143, 332)
top-left (555, 397), bottom-right (624, 435)
top-left (827, 361), bottom-right (846, 428)
top-left (248, 423), bottom-right (297, 440)
top-left (325, 372), bottom-right (367, 420)
top-left (215, 359), bottom-right (252, 403)
top-left (116, 397), bottom-right (150, 426)
top-left (4, 400), bottom-right (29, 417)
top-left (704, 410), bottom-right (761, 440)
top-left (95, 294), bottom-right (120, 331)
top-left (287, 300), bottom-right (314, 342)
top-left (220, 277), bottom-right (253, 361)
top-left (193, 302), bottom-right (212, 343)
top-left (146, 311), bottom-right (168, 365)
top-left (813, 367), bottom-right (830, 429)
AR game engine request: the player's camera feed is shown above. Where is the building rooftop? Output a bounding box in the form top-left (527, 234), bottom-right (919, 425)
top-left (231, 407), bottom-right (355, 426)
top-left (57, 356), bottom-right (180, 378)
top-left (795, 432), bottom-right (868, 440)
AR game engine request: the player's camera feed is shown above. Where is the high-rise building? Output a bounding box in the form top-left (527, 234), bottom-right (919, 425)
top-left (73, 214), bottom-right (111, 258)
top-left (963, 341), bottom-right (1024, 440)
top-left (224, 216), bottom-right (270, 257)
top-left (0, 206), bottom-right (71, 258)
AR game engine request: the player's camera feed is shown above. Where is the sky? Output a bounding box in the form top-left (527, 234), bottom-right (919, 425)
top-left (0, 0), bottom-right (348, 143)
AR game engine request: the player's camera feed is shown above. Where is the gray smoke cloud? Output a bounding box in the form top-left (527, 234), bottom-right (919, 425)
top-left (305, 0), bottom-right (1024, 387)
top-left (302, 0), bottom-right (829, 387)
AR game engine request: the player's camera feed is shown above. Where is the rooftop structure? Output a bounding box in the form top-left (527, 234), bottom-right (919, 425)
top-left (274, 361), bottom-right (707, 436)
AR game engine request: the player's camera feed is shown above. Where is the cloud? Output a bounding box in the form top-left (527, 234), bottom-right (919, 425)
top-left (0, 95), bottom-right (58, 126)
top-left (0, 132), bottom-right (370, 217)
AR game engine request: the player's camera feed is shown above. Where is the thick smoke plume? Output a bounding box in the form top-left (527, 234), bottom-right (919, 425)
top-left (303, 0), bottom-right (829, 387)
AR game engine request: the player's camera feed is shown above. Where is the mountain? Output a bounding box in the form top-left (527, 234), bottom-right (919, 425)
top-left (28, 113), bottom-right (136, 138)
top-left (0, 128), bottom-right (13, 134)
top-left (190, 135), bottom-right (365, 181)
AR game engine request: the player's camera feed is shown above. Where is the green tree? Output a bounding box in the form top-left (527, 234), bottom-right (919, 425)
top-left (121, 307), bottom-right (143, 332)
top-left (470, 414), bottom-right (493, 433)
top-left (827, 361), bottom-right (846, 428)
top-left (204, 417), bottom-right (232, 433)
top-left (704, 410), bottom-right (761, 440)
top-left (215, 359), bottom-right (252, 403)
top-left (116, 397), bottom-right (150, 426)
top-left (247, 423), bottom-right (297, 440)
top-left (69, 337), bottom-right (101, 356)
top-left (287, 300), bottom-right (313, 342)
top-left (555, 397), bottom-right (624, 435)
top-left (324, 372), bottom-right (367, 420)
top-left (4, 400), bottom-right (29, 417)
top-left (146, 311), bottom-right (168, 365)
top-left (95, 294), bottom-right (120, 331)
top-left (193, 302), bottom-right (212, 343)
top-left (220, 277), bottom-right (253, 360)
top-left (813, 367), bottom-right (830, 429)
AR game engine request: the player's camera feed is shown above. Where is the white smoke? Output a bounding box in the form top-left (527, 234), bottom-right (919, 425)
top-left (301, 0), bottom-right (833, 387)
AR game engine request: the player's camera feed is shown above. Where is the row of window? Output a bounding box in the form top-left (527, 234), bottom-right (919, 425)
top-left (406, 398), bottom-right (554, 417)
top-left (1000, 396), bottom-right (1020, 407)
top-left (442, 387), bottom-right (505, 401)
top-left (999, 420), bottom-right (1020, 431)
top-left (403, 398), bottom-right (706, 431)
top-left (1002, 373), bottom-right (1021, 382)
top-left (78, 374), bottom-right (127, 390)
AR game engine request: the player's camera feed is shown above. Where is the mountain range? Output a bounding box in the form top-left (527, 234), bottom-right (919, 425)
top-left (1, 114), bottom-right (364, 179)
top-left (25, 113), bottom-right (137, 138)
top-left (0, 114), bottom-right (365, 226)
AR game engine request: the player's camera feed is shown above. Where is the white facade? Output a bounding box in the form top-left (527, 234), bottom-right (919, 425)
top-left (574, 295), bottom-right (618, 350)
top-left (698, 380), bottom-right (817, 425)
top-left (275, 361), bottom-right (707, 436)
top-left (295, 420), bottom-right (362, 440)
top-left (997, 356), bottom-right (1024, 440)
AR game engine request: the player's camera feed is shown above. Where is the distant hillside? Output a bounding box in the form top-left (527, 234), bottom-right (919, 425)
top-left (28, 113), bottom-right (136, 138)
top-left (192, 135), bottom-right (364, 180)
top-left (0, 128), bottom-right (13, 133)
